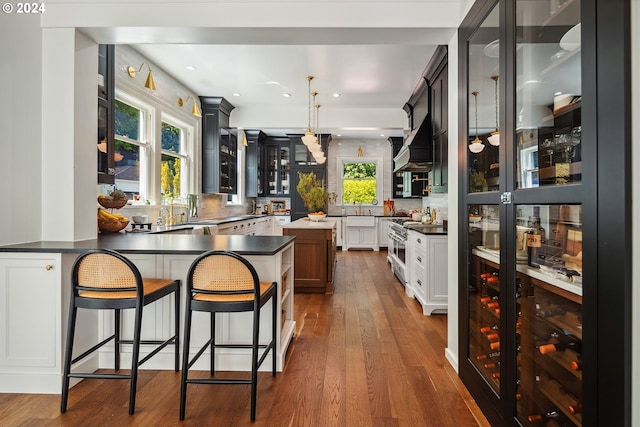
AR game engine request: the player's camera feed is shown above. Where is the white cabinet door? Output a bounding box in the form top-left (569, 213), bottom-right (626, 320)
top-left (0, 253), bottom-right (62, 392)
top-left (377, 218), bottom-right (391, 248)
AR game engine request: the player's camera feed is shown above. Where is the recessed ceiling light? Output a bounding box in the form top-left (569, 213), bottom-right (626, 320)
top-left (283, 93), bottom-right (291, 97)
top-left (336, 134), bottom-right (342, 137)
top-left (380, 134), bottom-right (385, 137)
top-left (333, 93), bottom-right (340, 97)
top-left (233, 93), bottom-right (241, 97)
top-left (185, 65), bottom-right (196, 71)
top-left (554, 91), bottom-right (563, 96)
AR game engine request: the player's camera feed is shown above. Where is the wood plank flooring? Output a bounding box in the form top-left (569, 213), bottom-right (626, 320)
top-left (0, 250), bottom-right (489, 427)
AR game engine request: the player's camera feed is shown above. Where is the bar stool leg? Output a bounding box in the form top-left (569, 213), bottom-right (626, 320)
top-left (128, 304), bottom-right (143, 415)
top-left (210, 312), bottom-right (216, 375)
top-left (174, 285), bottom-right (180, 372)
top-left (114, 308), bottom-right (121, 370)
top-left (61, 302), bottom-right (78, 413)
top-left (250, 307), bottom-right (260, 422)
top-left (272, 289), bottom-right (277, 375)
top-left (179, 298), bottom-right (193, 421)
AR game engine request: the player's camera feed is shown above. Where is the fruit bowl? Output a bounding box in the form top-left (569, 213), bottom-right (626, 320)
top-left (98, 218), bottom-right (129, 233)
top-left (307, 212), bottom-right (327, 222)
top-left (98, 196), bottom-right (128, 209)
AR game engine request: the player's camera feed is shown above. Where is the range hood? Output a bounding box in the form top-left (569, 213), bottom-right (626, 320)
top-left (393, 118), bottom-right (433, 172)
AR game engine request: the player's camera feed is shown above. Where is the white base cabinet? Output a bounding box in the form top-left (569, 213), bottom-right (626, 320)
top-left (406, 230), bottom-right (448, 315)
top-left (343, 216), bottom-right (378, 251)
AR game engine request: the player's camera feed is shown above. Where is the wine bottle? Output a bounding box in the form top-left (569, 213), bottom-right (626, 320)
top-left (527, 409), bottom-right (560, 423)
top-left (569, 359), bottom-right (582, 371)
top-left (480, 324), bottom-right (499, 334)
top-left (538, 334), bottom-right (582, 355)
top-left (476, 351), bottom-right (500, 361)
top-left (527, 216), bottom-right (545, 268)
top-left (568, 402), bottom-right (583, 415)
top-left (485, 333), bottom-right (500, 342)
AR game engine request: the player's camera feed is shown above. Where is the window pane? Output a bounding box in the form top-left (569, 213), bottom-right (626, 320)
top-left (115, 100), bottom-right (141, 141)
top-left (467, 5), bottom-right (500, 193)
top-left (161, 154), bottom-right (181, 198)
top-left (342, 162), bottom-right (377, 204)
top-left (114, 139), bottom-right (140, 198)
top-left (162, 122), bottom-right (181, 154)
top-left (515, 0), bottom-right (581, 188)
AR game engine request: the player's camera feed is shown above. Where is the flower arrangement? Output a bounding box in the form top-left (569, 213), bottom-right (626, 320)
top-left (296, 171), bottom-right (336, 214)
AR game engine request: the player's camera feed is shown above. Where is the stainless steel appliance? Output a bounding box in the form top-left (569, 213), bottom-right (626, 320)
top-left (388, 219), bottom-right (408, 285)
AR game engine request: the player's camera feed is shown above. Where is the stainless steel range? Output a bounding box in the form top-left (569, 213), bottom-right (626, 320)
top-left (387, 219), bottom-right (408, 285)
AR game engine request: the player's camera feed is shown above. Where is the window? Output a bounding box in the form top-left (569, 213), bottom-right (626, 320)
top-left (114, 91), bottom-right (195, 204)
top-left (161, 119), bottom-right (189, 199)
top-left (114, 98), bottom-right (148, 198)
top-left (336, 157), bottom-right (383, 205)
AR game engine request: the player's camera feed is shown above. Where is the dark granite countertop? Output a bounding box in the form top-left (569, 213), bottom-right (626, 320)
top-left (0, 233), bottom-right (295, 256)
top-left (404, 224), bottom-right (448, 235)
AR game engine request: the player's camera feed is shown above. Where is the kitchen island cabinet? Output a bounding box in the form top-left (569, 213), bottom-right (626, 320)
top-left (282, 218), bottom-right (336, 294)
top-left (0, 234), bottom-right (295, 394)
top-left (405, 227), bottom-right (448, 315)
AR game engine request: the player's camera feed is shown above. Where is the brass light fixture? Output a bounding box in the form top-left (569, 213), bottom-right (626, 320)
top-left (487, 75), bottom-right (500, 146)
top-left (127, 62), bottom-right (157, 90)
top-left (301, 76), bottom-right (318, 146)
top-left (309, 103), bottom-right (323, 155)
top-left (469, 91), bottom-right (485, 153)
top-left (178, 95), bottom-right (202, 118)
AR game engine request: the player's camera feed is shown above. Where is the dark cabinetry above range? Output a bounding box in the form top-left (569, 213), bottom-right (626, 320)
top-left (200, 97), bottom-right (237, 194)
top-left (394, 46), bottom-right (448, 195)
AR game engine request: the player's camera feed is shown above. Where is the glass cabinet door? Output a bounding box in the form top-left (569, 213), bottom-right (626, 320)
top-left (280, 146), bottom-right (290, 195)
top-left (515, 0), bottom-right (582, 190)
top-left (468, 204), bottom-right (502, 394)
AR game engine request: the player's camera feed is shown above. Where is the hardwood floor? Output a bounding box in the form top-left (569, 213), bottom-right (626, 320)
top-left (0, 250), bottom-right (489, 427)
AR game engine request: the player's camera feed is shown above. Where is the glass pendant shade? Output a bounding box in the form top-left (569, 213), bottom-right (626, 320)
top-left (469, 90), bottom-right (485, 153)
top-left (302, 131), bottom-right (318, 146)
top-left (488, 75), bottom-right (500, 146)
top-left (309, 141), bottom-right (323, 153)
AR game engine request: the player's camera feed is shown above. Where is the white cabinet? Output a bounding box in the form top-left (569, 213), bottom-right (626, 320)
top-left (272, 215), bottom-right (291, 236)
top-left (343, 216), bottom-right (378, 251)
top-left (0, 253), bottom-right (64, 393)
top-left (377, 217), bottom-right (392, 248)
top-left (334, 217), bottom-right (342, 247)
top-left (406, 230), bottom-right (448, 315)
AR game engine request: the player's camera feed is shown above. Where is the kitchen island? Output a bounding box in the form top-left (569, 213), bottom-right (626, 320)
top-left (0, 233), bottom-right (295, 393)
top-left (282, 218), bottom-right (337, 294)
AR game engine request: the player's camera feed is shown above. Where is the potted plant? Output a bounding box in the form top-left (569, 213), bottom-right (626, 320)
top-left (296, 171), bottom-right (335, 220)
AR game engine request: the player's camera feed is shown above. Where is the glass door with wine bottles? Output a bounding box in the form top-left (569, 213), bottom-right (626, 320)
top-left (457, 0), bottom-right (603, 424)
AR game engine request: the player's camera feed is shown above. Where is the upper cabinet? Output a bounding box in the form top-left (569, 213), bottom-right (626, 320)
top-left (200, 97), bottom-right (236, 194)
top-left (426, 48), bottom-right (448, 193)
top-left (245, 130), bottom-right (266, 197)
top-left (264, 136), bottom-right (291, 197)
top-left (97, 44), bottom-right (115, 184)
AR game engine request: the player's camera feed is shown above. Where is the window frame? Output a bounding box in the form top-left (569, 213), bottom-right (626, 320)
top-left (335, 156), bottom-right (384, 206)
top-left (160, 113), bottom-right (194, 199)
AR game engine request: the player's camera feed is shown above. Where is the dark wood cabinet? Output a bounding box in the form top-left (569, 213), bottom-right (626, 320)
top-left (427, 51), bottom-right (448, 193)
top-left (200, 97), bottom-right (236, 194)
top-left (97, 44), bottom-right (115, 185)
top-left (283, 224), bottom-right (336, 293)
top-left (244, 130), bottom-right (266, 197)
top-left (263, 136), bottom-right (291, 197)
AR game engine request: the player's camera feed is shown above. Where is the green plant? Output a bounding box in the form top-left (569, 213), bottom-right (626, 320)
top-left (296, 171), bottom-right (335, 213)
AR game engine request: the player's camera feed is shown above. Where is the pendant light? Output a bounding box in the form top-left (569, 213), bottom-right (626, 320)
top-left (469, 91), bottom-right (485, 153)
top-left (487, 75), bottom-right (500, 146)
top-left (301, 76), bottom-right (318, 146)
top-left (309, 102), bottom-right (323, 154)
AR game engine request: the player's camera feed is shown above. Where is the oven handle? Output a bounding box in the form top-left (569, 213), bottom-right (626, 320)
top-left (388, 231), bottom-right (407, 242)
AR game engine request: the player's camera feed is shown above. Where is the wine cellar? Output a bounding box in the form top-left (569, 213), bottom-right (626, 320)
top-left (457, 0), bottom-right (630, 425)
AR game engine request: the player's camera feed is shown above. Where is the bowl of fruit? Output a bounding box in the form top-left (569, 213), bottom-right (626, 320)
top-left (307, 212), bottom-right (327, 222)
top-left (98, 190), bottom-right (128, 209)
top-left (97, 208), bottom-right (129, 232)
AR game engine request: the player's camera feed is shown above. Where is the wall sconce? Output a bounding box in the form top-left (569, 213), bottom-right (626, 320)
top-left (127, 63), bottom-right (157, 90)
top-left (178, 95), bottom-right (202, 118)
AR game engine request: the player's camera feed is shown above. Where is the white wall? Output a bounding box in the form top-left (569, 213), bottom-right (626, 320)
top-left (0, 13), bottom-right (42, 244)
top-left (445, 31), bottom-right (460, 371)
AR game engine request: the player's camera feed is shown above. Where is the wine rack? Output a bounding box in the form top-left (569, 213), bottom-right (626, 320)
top-left (517, 274), bottom-right (582, 427)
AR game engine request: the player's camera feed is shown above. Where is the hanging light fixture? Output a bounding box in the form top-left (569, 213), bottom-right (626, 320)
top-left (127, 62), bottom-right (157, 90)
top-left (309, 102), bottom-right (323, 154)
top-left (301, 76), bottom-right (318, 146)
top-left (469, 91), bottom-right (485, 153)
top-left (177, 95), bottom-right (202, 117)
top-left (487, 75), bottom-right (500, 146)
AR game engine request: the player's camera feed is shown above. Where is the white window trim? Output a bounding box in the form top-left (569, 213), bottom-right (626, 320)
top-left (335, 156), bottom-right (384, 206)
top-left (114, 90), bottom-right (154, 201)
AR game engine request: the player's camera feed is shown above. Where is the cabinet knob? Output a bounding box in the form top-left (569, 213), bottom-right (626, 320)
top-left (45, 264), bottom-right (53, 271)
top-left (417, 256), bottom-right (422, 263)
top-left (417, 238), bottom-right (422, 244)
top-left (417, 279), bottom-right (422, 286)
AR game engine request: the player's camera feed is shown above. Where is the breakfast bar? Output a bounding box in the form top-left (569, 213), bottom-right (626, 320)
top-left (0, 233), bottom-right (295, 394)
